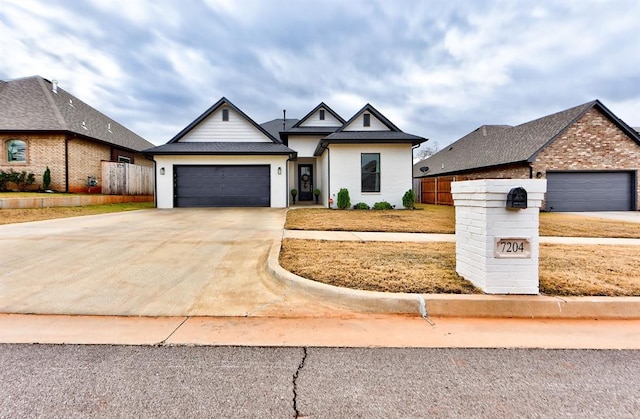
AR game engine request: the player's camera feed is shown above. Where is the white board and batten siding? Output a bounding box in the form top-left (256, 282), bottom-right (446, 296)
top-left (298, 108), bottom-right (343, 128)
top-left (180, 107), bottom-right (272, 142)
top-left (343, 113), bottom-right (390, 131)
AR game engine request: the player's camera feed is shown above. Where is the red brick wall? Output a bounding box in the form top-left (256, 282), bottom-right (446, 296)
top-left (532, 107), bottom-right (640, 209)
top-left (1, 133), bottom-right (66, 190)
top-left (67, 138), bottom-right (111, 193)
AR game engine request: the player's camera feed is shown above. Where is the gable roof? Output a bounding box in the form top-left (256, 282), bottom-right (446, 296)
top-left (337, 103), bottom-right (402, 132)
top-left (413, 100), bottom-right (640, 177)
top-left (167, 97), bottom-right (280, 144)
top-left (142, 141), bottom-right (296, 156)
top-left (291, 102), bottom-right (346, 128)
top-left (0, 75), bottom-right (153, 152)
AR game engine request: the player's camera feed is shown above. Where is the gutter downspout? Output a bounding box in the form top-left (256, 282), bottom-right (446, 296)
top-left (64, 137), bottom-right (69, 192)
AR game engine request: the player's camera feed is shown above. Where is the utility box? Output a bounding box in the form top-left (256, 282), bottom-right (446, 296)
top-left (451, 179), bottom-right (547, 294)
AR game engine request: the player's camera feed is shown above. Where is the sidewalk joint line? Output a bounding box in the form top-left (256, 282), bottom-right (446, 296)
top-left (158, 316), bottom-right (190, 345)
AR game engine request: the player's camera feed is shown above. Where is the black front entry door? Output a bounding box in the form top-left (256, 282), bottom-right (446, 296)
top-left (298, 164), bottom-right (313, 201)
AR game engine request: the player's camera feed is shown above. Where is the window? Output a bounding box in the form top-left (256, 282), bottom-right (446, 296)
top-left (6, 139), bottom-right (27, 162)
top-left (361, 153), bottom-right (380, 192)
top-left (118, 156), bottom-right (131, 163)
top-left (363, 113), bottom-right (371, 127)
top-left (319, 109), bottom-right (325, 120)
top-left (222, 108), bottom-right (229, 121)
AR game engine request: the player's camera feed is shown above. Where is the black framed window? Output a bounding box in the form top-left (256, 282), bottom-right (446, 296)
top-left (222, 108), bottom-right (229, 121)
top-left (319, 109), bottom-right (325, 120)
top-left (361, 153), bottom-right (380, 192)
top-left (6, 139), bottom-right (27, 162)
top-left (363, 113), bottom-right (371, 127)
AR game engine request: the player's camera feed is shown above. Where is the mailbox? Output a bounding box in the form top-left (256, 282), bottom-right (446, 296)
top-left (506, 187), bottom-right (527, 210)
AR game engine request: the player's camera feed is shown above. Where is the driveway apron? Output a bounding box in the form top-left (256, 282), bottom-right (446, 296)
top-left (0, 208), bottom-right (350, 317)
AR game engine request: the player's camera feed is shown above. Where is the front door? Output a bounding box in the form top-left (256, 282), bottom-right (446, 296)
top-left (298, 164), bottom-right (313, 201)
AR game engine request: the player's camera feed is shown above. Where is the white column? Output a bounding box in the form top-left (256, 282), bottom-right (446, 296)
top-left (451, 179), bottom-right (547, 294)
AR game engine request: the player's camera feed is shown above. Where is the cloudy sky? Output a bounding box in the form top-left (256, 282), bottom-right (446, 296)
top-left (1, 0), bottom-right (639, 151)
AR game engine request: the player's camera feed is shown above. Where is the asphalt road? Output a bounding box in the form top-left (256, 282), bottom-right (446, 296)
top-left (1, 345), bottom-right (638, 418)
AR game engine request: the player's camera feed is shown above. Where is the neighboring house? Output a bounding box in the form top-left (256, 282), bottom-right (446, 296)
top-left (145, 98), bottom-right (426, 208)
top-left (0, 75), bottom-right (154, 193)
top-left (413, 100), bottom-right (640, 211)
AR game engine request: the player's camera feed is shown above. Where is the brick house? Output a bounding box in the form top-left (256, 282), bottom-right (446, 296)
top-left (413, 100), bottom-right (640, 211)
top-left (0, 76), bottom-right (154, 193)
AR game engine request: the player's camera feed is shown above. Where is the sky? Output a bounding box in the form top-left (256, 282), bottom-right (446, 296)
top-left (1, 0), bottom-right (639, 152)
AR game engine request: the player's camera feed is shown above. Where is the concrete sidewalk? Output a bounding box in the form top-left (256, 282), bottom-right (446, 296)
top-left (1, 313), bottom-right (639, 349)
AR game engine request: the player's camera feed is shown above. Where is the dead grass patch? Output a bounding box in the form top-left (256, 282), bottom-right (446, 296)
top-left (0, 202), bottom-right (154, 225)
top-left (539, 244), bottom-right (640, 296)
top-left (280, 239), bottom-right (478, 294)
top-left (285, 204), bottom-right (455, 233)
top-left (279, 239), bottom-right (640, 296)
top-left (286, 204), bottom-right (640, 238)
top-left (539, 213), bottom-right (640, 238)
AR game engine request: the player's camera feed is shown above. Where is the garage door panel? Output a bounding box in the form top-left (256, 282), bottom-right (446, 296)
top-left (546, 172), bottom-right (633, 212)
top-left (175, 165), bottom-right (270, 207)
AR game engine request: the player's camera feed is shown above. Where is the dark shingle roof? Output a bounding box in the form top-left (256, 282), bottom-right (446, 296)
top-left (413, 100), bottom-right (640, 177)
top-left (260, 118), bottom-right (299, 141)
top-left (0, 75), bottom-right (153, 151)
top-left (143, 142), bottom-right (296, 155)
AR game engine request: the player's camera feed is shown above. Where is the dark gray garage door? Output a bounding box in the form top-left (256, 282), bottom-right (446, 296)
top-left (174, 165), bottom-right (270, 207)
top-left (546, 171), bottom-right (634, 212)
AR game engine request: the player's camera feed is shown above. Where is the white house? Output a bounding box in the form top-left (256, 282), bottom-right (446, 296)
top-left (145, 98), bottom-right (427, 209)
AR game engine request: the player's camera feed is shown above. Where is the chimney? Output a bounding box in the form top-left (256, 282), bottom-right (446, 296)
top-left (52, 80), bottom-right (58, 94)
top-left (282, 109), bottom-right (286, 131)
top-left (481, 126), bottom-right (487, 136)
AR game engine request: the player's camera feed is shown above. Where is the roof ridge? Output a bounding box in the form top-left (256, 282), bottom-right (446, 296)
top-left (35, 76), bottom-right (67, 130)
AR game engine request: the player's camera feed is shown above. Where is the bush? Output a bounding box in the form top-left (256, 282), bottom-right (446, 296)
top-left (0, 169), bottom-right (36, 192)
top-left (43, 166), bottom-right (51, 190)
top-left (372, 201), bottom-right (393, 210)
top-left (353, 202), bottom-right (370, 210)
top-left (402, 189), bottom-right (416, 209)
top-left (337, 188), bottom-right (351, 209)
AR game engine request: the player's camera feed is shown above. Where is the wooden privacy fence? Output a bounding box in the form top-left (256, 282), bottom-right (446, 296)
top-left (419, 176), bottom-right (469, 205)
top-left (102, 161), bottom-right (154, 195)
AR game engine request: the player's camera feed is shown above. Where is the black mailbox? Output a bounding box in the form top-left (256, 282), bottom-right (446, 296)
top-left (506, 187), bottom-right (527, 210)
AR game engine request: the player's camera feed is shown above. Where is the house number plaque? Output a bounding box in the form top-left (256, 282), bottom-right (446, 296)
top-left (494, 237), bottom-right (531, 259)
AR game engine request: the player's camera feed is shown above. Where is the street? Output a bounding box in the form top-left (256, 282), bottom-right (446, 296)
top-left (1, 345), bottom-right (638, 418)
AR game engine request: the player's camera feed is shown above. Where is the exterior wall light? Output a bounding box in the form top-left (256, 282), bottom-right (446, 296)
top-left (160, 167), bottom-right (165, 175)
top-left (278, 167), bottom-right (282, 175)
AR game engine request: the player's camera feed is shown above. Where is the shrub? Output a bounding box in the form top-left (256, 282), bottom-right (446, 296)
top-left (43, 166), bottom-right (51, 190)
top-left (373, 201), bottom-right (393, 210)
top-left (337, 188), bottom-right (351, 209)
top-left (402, 189), bottom-right (416, 209)
top-left (353, 202), bottom-right (370, 210)
top-left (0, 169), bottom-right (35, 192)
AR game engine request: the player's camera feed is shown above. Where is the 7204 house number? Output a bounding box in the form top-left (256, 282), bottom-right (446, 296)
top-left (494, 238), bottom-right (531, 259)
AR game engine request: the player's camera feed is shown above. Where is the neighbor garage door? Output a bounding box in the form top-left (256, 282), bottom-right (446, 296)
top-left (174, 165), bottom-right (270, 207)
top-left (546, 171), bottom-right (634, 212)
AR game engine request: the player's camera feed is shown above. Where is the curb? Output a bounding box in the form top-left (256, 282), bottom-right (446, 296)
top-left (267, 240), bottom-right (640, 320)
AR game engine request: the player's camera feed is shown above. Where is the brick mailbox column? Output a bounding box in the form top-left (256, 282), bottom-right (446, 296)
top-left (451, 179), bottom-right (547, 294)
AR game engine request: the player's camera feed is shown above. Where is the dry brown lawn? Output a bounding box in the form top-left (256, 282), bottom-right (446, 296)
top-left (279, 239), bottom-right (640, 296)
top-left (0, 202), bottom-right (154, 225)
top-left (286, 204), bottom-right (640, 238)
top-left (286, 205), bottom-right (455, 234)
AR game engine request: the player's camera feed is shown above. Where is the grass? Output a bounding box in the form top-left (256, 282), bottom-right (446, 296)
top-left (286, 204), bottom-right (640, 238)
top-left (280, 239), bottom-right (640, 296)
top-left (0, 192), bottom-right (77, 198)
top-left (0, 202), bottom-right (154, 225)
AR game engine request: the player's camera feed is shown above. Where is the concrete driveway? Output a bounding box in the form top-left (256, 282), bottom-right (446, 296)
top-left (0, 208), bottom-right (350, 317)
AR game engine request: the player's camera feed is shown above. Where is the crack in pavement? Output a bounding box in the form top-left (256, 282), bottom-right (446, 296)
top-left (158, 316), bottom-right (190, 345)
top-left (292, 346), bottom-right (307, 418)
